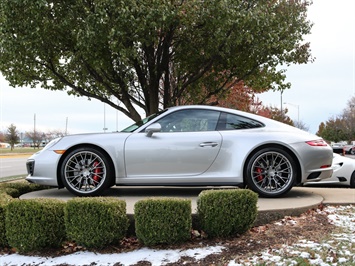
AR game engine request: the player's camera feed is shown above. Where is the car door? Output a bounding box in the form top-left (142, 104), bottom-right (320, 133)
top-left (124, 109), bottom-right (222, 178)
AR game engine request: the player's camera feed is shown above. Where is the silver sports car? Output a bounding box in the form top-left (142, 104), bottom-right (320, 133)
top-left (26, 105), bottom-right (333, 198)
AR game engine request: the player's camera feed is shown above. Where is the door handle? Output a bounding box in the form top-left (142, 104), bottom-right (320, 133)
top-left (199, 142), bottom-right (218, 147)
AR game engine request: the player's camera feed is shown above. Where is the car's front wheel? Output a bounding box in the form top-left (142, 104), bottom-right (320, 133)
top-left (60, 147), bottom-right (113, 196)
top-left (245, 147), bottom-right (297, 198)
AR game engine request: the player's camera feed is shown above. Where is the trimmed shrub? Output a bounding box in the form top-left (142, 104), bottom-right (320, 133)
top-left (0, 182), bottom-right (49, 198)
top-left (197, 189), bottom-right (258, 238)
top-left (134, 198), bottom-right (191, 246)
top-left (0, 190), bottom-right (13, 204)
top-left (0, 182), bottom-right (32, 248)
top-left (65, 197), bottom-right (129, 248)
top-left (0, 201), bottom-right (10, 247)
top-left (5, 198), bottom-right (66, 253)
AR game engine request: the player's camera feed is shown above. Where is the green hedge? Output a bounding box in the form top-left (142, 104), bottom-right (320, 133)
top-left (0, 182), bottom-right (261, 251)
top-left (0, 201), bottom-right (10, 247)
top-left (0, 182), bottom-right (51, 248)
top-left (134, 198), bottom-right (191, 246)
top-left (5, 198), bottom-right (66, 253)
top-left (65, 197), bottom-right (129, 248)
top-left (197, 189), bottom-right (258, 237)
top-left (0, 182), bottom-right (49, 198)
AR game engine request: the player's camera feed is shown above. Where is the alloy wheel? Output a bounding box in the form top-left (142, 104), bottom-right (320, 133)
top-left (63, 150), bottom-right (108, 195)
top-left (248, 150), bottom-right (295, 197)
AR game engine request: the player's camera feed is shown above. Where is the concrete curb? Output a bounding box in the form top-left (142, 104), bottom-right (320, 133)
top-left (21, 186), bottom-right (355, 228)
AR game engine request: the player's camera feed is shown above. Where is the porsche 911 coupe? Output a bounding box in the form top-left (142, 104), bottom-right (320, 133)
top-left (26, 105), bottom-right (333, 198)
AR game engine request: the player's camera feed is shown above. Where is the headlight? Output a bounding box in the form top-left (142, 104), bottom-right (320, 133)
top-left (42, 137), bottom-right (62, 151)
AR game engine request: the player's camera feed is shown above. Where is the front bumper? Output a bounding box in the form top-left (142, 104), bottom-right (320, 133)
top-left (25, 150), bottom-right (62, 187)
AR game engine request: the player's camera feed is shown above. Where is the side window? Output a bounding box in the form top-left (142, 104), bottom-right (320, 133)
top-left (218, 113), bottom-right (264, 130)
top-left (157, 109), bottom-right (220, 132)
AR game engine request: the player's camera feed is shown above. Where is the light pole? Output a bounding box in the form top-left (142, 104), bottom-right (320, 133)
top-left (103, 104), bottom-right (108, 133)
top-left (284, 102), bottom-right (300, 125)
top-left (65, 117), bottom-right (68, 135)
top-left (280, 90), bottom-right (284, 119)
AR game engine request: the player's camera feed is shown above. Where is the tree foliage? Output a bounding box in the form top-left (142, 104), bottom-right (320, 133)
top-left (25, 131), bottom-right (44, 149)
top-left (317, 97), bottom-right (355, 142)
top-left (5, 124), bottom-right (19, 150)
top-left (0, 0), bottom-right (313, 121)
top-left (316, 117), bottom-right (347, 143)
top-left (25, 129), bottom-right (66, 148)
top-left (206, 81), bottom-right (267, 112)
top-left (0, 131), bottom-right (5, 143)
top-left (255, 105), bottom-right (294, 126)
top-left (340, 97), bottom-right (355, 141)
top-left (292, 120), bottom-right (309, 132)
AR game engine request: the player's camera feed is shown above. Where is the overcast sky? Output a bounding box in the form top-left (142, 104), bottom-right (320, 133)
top-left (259, 0), bottom-right (355, 133)
top-left (0, 0), bottom-right (354, 135)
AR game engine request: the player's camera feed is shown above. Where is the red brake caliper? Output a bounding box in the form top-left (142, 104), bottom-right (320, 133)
top-left (93, 161), bottom-right (101, 184)
top-left (256, 167), bottom-right (263, 181)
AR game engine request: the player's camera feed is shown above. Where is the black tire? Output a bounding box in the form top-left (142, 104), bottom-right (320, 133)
top-left (245, 147), bottom-right (297, 198)
top-left (351, 149), bottom-right (355, 155)
top-left (350, 171), bottom-right (355, 188)
top-left (60, 147), bottom-right (113, 196)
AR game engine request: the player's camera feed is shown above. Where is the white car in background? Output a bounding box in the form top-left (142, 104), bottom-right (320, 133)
top-left (306, 153), bottom-right (355, 188)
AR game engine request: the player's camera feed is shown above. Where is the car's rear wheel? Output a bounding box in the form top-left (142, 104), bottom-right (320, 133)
top-left (60, 147), bottom-right (113, 196)
top-left (245, 147), bottom-right (297, 198)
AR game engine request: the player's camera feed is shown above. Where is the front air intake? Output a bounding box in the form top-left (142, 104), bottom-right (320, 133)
top-left (26, 160), bottom-right (35, 176)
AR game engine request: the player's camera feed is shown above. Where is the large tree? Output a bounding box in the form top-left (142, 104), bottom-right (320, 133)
top-left (0, 0), bottom-right (313, 121)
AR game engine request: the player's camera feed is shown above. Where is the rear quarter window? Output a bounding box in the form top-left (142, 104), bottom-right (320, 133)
top-left (218, 112), bottom-right (264, 130)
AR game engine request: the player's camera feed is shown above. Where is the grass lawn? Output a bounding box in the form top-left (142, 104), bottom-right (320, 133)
top-left (0, 147), bottom-right (41, 154)
top-left (0, 175), bottom-right (26, 183)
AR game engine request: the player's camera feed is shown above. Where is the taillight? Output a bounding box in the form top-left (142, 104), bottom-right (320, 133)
top-left (306, 140), bottom-right (328, 146)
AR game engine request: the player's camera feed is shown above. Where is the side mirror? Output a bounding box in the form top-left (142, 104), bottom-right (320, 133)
top-left (145, 123), bottom-right (162, 137)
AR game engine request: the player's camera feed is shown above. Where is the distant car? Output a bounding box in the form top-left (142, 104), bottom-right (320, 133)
top-left (344, 145), bottom-right (355, 155)
top-left (331, 143), bottom-right (344, 154)
top-left (26, 105), bottom-right (333, 198)
top-left (305, 153), bottom-right (355, 188)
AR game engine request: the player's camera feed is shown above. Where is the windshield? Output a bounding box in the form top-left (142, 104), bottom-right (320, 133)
top-left (121, 109), bottom-right (167, 132)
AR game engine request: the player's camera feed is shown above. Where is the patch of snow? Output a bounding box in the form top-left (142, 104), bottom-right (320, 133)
top-left (229, 205), bottom-right (355, 266)
top-left (0, 246), bottom-right (224, 266)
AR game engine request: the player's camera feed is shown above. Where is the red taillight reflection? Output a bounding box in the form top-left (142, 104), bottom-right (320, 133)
top-left (306, 140), bottom-right (328, 147)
